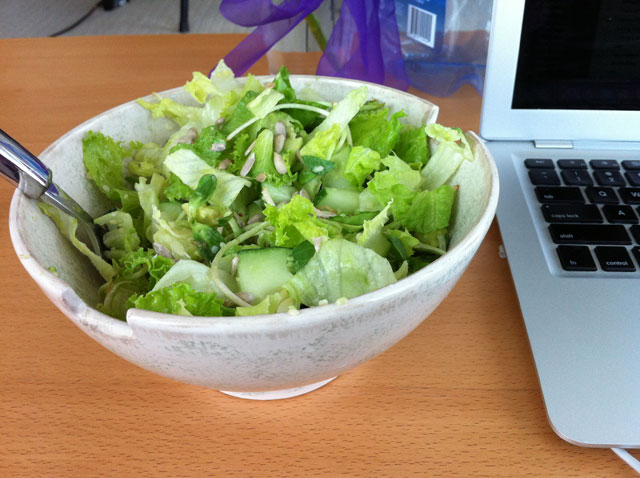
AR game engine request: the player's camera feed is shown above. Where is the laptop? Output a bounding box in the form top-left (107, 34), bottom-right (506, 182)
top-left (479, 0), bottom-right (640, 448)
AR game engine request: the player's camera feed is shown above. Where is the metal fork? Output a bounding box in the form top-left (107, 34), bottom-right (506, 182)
top-left (0, 128), bottom-right (102, 255)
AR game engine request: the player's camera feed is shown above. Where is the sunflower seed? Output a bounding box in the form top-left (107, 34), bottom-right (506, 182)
top-left (210, 142), bottom-right (226, 152)
top-left (262, 186), bottom-right (276, 206)
top-left (273, 151), bottom-right (287, 174)
top-left (255, 172), bottom-right (267, 183)
top-left (236, 291), bottom-right (254, 304)
top-left (244, 139), bottom-right (256, 156)
top-left (175, 127), bottom-right (198, 144)
top-left (298, 188), bottom-right (311, 200)
top-left (274, 120), bottom-right (286, 136)
top-left (314, 207), bottom-right (337, 218)
top-left (233, 212), bottom-right (245, 228)
top-left (264, 82), bottom-right (275, 89)
top-left (153, 242), bottom-right (175, 260)
top-left (240, 152), bottom-right (255, 177)
top-left (218, 158), bottom-right (232, 170)
top-left (247, 213), bottom-right (264, 225)
top-left (273, 133), bottom-right (285, 154)
top-left (215, 117), bottom-right (225, 126)
top-left (312, 236), bottom-right (323, 252)
top-left (231, 254), bottom-right (239, 276)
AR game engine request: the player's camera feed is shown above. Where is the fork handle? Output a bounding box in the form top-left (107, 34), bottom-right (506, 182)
top-left (0, 128), bottom-right (52, 199)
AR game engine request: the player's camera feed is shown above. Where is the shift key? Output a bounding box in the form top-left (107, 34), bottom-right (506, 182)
top-left (549, 224), bottom-right (631, 245)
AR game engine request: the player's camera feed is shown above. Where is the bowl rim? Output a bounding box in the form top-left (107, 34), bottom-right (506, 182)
top-left (9, 75), bottom-right (499, 334)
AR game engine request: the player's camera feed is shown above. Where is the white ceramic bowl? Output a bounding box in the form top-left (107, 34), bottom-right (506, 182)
top-left (10, 76), bottom-right (499, 399)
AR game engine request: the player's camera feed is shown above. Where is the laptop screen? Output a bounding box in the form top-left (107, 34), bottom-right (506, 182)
top-left (511, 0), bottom-right (640, 111)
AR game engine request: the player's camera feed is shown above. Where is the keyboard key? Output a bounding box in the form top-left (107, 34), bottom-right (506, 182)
top-left (557, 159), bottom-right (587, 169)
top-left (594, 246), bottom-right (636, 272)
top-left (631, 225), bottom-right (640, 244)
top-left (618, 188), bottom-right (640, 204)
top-left (549, 224), bottom-right (631, 245)
top-left (525, 158), bottom-right (554, 169)
top-left (590, 159), bottom-right (620, 170)
top-left (529, 169), bottom-right (560, 185)
top-left (602, 205), bottom-right (638, 224)
top-left (622, 160), bottom-right (640, 170)
top-left (586, 187), bottom-right (618, 204)
top-left (536, 186), bottom-right (584, 203)
top-left (625, 171), bottom-right (640, 187)
top-left (561, 169), bottom-right (593, 186)
top-left (556, 245), bottom-right (597, 271)
top-left (594, 170), bottom-right (626, 187)
top-left (633, 246), bottom-right (640, 266)
top-left (541, 204), bottom-right (602, 223)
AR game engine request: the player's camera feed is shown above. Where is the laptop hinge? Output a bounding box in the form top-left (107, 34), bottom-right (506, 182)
top-left (534, 140), bottom-right (574, 149)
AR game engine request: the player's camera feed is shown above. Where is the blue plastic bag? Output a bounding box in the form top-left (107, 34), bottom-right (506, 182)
top-left (395, 0), bottom-right (492, 96)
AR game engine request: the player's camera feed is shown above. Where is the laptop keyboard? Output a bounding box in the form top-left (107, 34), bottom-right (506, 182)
top-left (526, 158), bottom-right (640, 272)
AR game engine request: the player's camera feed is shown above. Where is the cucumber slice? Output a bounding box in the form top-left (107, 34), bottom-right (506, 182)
top-left (316, 187), bottom-right (360, 213)
top-left (236, 247), bottom-right (293, 302)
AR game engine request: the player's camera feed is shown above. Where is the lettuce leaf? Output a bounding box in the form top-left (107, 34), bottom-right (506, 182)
top-left (184, 61), bottom-right (239, 104)
top-left (349, 108), bottom-right (405, 157)
top-left (421, 124), bottom-right (473, 190)
top-left (82, 131), bottom-right (136, 204)
top-left (137, 95), bottom-right (221, 130)
top-left (163, 149), bottom-right (250, 210)
top-left (152, 259), bottom-right (236, 297)
top-left (164, 173), bottom-right (194, 202)
top-left (169, 125), bottom-right (227, 166)
top-left (356, 201), bottom-right (391, 257)
top-left (283, 239), bottom-right (396, 306)
top-left (247, 88), bottom-right (285, 119)
top-left (400, 184), bottom-right (455, 234)
top-left (129, 282), bottom-right (227, 317)
top-left (367, 155), bottom-right (422, 219)
top-left (151, 205), bottom-right (200, 260)
top-left (128, 142), bottom-right (165, 178)
top-left (94, 211), bottom-right (141, 261)
top-left (344, 146), bottom-right (381, 189)
top-left (97, 248), bottom-right (174, 320)
top-left (300, 123), bottom-right (342, 163)
top-left (263, 194), bottom-right (328, 248)
top-left (310, 85), bottom-right (368, 138)
top-left (394, 126), bottom-right (429, 167)
top-left (188, 174), bottom-right (217, 220)
top-left (38, 203), bottom-right (114, 281)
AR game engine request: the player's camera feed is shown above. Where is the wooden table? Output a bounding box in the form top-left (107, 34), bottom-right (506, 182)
top-left (0, 34), bottom-right (634, 477)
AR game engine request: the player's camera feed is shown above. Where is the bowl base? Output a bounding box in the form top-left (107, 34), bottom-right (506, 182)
top-left (219, 376), bottom-right (337, 400)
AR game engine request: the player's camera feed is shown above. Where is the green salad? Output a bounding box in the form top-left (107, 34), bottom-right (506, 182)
top-left (40, 61), bottom-right (474, 320)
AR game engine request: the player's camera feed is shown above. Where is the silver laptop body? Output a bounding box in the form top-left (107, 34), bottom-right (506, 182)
top-left (480, 0), bottom-right (640, 447)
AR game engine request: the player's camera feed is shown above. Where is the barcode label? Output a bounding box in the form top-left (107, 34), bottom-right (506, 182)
top-left (407, 4), bottom-right (436, 48)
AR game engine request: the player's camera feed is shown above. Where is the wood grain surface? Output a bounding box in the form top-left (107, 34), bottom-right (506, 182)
top-left (0, 34), bottom-right (635, 477)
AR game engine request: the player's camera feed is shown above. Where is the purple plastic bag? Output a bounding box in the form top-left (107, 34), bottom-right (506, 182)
top-left (219, 0), bottom-right (409, 91)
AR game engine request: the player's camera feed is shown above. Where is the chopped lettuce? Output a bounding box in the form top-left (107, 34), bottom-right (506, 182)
top-left (41, 66), bottom-right (472, 320)
top-left (263, 194), bottom-right (329, 248)
top-left (94, 211), bottom-right (141, 260)
top-left (400, 185), bottom-right (456, 234)
top-left (344, 146), bottom-right (382, 189)
top-left (349, 108), bottom-right (405, 157)
top-left (82, 131), bottom-right (136, 204)
top-left (283, 239), bottom-right (396, 306)
top-left (129, 282), bottom-right (228, 317)
top-left (421, 124), bottom-right (473, 190)
top-left (394, 126), bottom-right (429, 167)
top-left (38, 203), bottom-right (114, 281)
